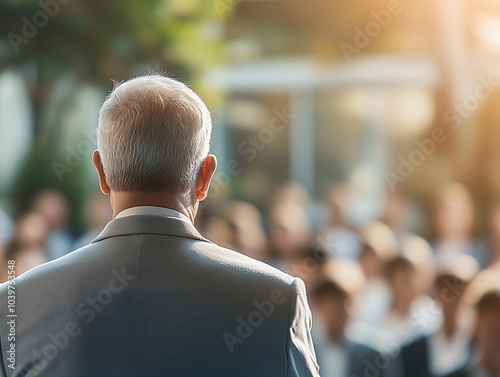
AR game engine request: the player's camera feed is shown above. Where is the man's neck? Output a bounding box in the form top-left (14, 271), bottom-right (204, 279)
top-left (110, 191), bottom-right (197, 224)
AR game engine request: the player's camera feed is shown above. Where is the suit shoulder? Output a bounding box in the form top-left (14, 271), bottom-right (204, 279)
top-left (193, 241), bottom-right (296, 286)
top-left (0, 243), bottom-right (102, 290)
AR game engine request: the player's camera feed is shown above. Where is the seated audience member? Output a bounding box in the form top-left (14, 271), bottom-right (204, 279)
top-left (401, 255), bottom-right (479, 377)
top-left (445, 266), bottom-right (500, 377)
top-left (268, 202), bottom-right (312, 271)
top-left (401, 235), bottom-right (436, 299)
top-left (312, 260), bottom-right (390, 377)
top-left (353, 222), bottom-right (398, 325)
top-left (431, 182), bottom-right (484, 267)
top-left (379, 255), bottom-right (441, 347)
top-left (73, 192), bottom-right (112, 250)
top-left (31, 189), bottom-right (73, 261)
top-left (317, 183), bottom-right (361, 260)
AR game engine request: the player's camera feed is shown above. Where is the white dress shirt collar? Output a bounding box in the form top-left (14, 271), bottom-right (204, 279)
top-left (115, 206), bottom-right (191, 223)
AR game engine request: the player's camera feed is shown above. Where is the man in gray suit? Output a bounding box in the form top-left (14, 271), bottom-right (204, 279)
top-left (0, 75), bottom-right (320, 376)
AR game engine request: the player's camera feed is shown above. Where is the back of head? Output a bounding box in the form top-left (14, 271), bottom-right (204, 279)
top-left (97, 74), bottom-right (212, 194)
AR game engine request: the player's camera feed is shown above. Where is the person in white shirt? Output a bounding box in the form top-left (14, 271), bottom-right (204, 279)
top-left (401, 255), bottom-right (479, 377)
top-left (312, 259), bottom-right (393, 377)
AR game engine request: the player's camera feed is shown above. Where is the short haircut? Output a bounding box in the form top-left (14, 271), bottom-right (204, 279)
top-left (97, 74), bottom-right (212, 194)
top-left (314, 279), bottom-right (348, 302)
top-left (384, 255), bottom-right (415, 279)
top-left (295, 246), bottom-right (330, 266)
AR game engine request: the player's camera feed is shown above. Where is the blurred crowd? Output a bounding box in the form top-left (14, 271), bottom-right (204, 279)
top-left (1, 181), bottom-right (500, 377)
top-left (0, 190), bottom-right (112, 281)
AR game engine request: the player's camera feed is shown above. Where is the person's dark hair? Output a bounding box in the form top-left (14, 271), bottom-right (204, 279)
top-left (434, 273), bottom-right (466, 291)
top-left (313, 279), bottom-right (348, 301)
top-left (296, 245), bottom-right (330, 265)
top-left (383, 255), bottom-right (414, 280)
top-left (476, 289), bottom-right (500, 314)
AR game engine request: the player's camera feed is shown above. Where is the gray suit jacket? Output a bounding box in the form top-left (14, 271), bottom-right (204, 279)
top-left (0, 215), bottom-right (319, 377)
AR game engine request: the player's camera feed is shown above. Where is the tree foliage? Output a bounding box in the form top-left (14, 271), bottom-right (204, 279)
top-left (0, 0), bottom-right (226, 226)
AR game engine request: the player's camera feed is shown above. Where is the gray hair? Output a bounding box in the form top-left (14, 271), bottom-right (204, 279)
top-left (97, 74), bottom-right (212, 194)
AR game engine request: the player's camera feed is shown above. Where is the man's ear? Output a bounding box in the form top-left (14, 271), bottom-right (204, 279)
top-left (92, 150), bottom-right (111, 195)
top-left (196, 155), bottom-right (217, 201)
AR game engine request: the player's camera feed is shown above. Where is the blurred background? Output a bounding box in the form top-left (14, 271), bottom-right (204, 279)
top-left (2, 0), bottom-right (500, 375)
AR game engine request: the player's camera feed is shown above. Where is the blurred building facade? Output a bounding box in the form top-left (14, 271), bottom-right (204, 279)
top-left (204, 0), bottom-right (500, 228)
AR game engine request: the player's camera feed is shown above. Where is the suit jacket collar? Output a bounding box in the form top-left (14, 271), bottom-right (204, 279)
top-left (91, 215), bottom-right (211, 244)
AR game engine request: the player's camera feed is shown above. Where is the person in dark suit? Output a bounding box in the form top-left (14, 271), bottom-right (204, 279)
top-left (0, 74), bottom-right (319, 377)
top-left (444, 268), bottom-right (500, 377)
top-left (312, 267), bottom-right (391, 377)
top-left (401, 257), bottom-right (478, 377)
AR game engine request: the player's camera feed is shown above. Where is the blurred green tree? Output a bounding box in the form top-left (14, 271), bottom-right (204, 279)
top-left (0, 0), bottom-right (226, 227)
